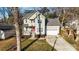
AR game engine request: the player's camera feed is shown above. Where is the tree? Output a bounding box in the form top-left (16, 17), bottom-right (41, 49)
top-left (6, 7), bottom-right (13, 17)
top-left (0, 7), bottom-right (6, 22)
top-left (39, 7), bottom-right (49, 17)
top-left (0, 7), bottom-right (13, 23)
top-left (12, 7), bottom-right (21, 51)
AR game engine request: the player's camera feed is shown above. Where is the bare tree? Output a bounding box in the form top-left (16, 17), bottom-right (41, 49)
top-left (0, 7), bottom-right (6, 22)
top-left (12, 7), bottom-right (21, 51)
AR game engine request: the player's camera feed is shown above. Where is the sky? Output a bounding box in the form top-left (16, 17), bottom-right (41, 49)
top-left (0, 7), bottom-right (35, 19)
top-left (0, 7), bottom-right (54, 19)
top-left (0, 7), bottom-right (53, 19)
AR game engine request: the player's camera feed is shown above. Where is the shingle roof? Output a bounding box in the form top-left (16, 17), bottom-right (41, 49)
top-left (0, 24), bottom-right (14, 31)
top-left (22, 11), bottom-right (36, 19)
top-left (47, 18), bottom-right (60, 26)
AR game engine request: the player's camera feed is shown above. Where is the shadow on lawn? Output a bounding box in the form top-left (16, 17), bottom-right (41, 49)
top-left (21, 38), bottom-right (38, 51)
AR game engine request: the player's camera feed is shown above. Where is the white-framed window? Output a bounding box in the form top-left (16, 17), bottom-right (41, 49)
top-left (24, 19), bottom-right (27, 24)
top-left (38, 20), bottom-right (42, 23)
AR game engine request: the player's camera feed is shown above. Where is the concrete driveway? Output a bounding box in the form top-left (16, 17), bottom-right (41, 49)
top-left (46, 35), bottom-right (77, 51)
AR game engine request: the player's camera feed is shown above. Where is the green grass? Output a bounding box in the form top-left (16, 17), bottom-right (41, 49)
top-left (21, 39), bottom-right (55, 51)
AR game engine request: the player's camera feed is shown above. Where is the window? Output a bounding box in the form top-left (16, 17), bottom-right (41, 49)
top-left (24, 24), bottom-right (28, 27)
top-left (26, 24), bottom-right (28, 27)
top-left (38, 20), bottom-right (41, 23)
top-left (24, 19), bottom-right (27, 24)
top-left (24, 27), bottom-right (27, 31)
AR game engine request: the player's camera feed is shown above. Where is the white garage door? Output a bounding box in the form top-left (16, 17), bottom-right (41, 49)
top-left (47, 30), bottom-right (59, 35)
top-left (47, 26), bottom-right (60, 35)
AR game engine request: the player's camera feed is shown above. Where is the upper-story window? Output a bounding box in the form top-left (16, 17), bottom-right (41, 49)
top-left (38, 20), bottom-right (41, 23)
top-left (24, 19), bottom-right (27, 24)
top-left (30, 20), bottom-right (35, 26)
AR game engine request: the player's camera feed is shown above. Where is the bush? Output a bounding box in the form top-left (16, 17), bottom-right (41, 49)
top-left (46, 12), bottom-right (58, 18)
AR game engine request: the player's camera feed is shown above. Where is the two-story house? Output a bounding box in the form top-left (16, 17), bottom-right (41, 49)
top-left (22, 11), bottom-right (46, 37)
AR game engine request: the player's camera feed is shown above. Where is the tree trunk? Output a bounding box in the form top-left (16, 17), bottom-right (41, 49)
top-left (12, 7), bottom-right (21, 51)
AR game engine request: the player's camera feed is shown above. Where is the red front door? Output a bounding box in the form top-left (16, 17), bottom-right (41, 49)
top-left (32, 26), bottom-right (35, 32)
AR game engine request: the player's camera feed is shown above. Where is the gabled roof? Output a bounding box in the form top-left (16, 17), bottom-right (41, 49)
top-left (47, 18), bottom-right (60, 26)
top-left (22, 10), bottom-right (36, 19)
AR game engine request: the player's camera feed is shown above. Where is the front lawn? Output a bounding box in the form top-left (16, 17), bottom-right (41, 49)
top-left (0, 37), bottom-right (16, 51)
top-left (21, 39), bottom-right (54, 51)
top-left (0, 37), bottom-right (55, 51)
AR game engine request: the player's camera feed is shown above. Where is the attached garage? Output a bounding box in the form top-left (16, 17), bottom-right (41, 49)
top-left (47, 18), bottom-right (60, 36)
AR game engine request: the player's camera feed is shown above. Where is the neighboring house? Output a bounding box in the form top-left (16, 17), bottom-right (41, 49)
top-left (47, 18), bottom-right (60, 35)
top-left (22, 11), bottom-right (46, 36)
top-left (65, 19), bottom-right (79, 34)
top-left (0, 24), bottom-right (15, 39)
top-left (65, 19), bottom-right (79, 30)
